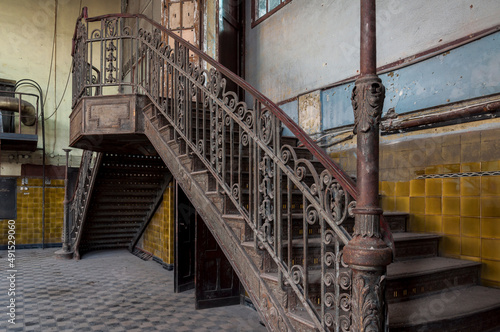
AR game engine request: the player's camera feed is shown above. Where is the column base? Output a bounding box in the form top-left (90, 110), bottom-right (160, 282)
top-left (54, 249), bottom-right (73, 259)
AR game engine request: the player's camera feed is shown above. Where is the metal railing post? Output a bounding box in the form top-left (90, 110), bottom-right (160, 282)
top-left (343, 0), bottom-right (392, 330)
top-left (55, 148), bottom-right (73, 259)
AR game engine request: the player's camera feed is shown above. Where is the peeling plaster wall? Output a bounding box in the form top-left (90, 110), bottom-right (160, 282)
top-left (298, 91), bottom-right (321, 135)
top-left (245, 0), bottom-right (500, 104)
top-left (0, 0), bottom-right (121, 175)
top-left (321, 32), bottom-right (500, 129)
top-left (204, 0), bottom-right (218, 60)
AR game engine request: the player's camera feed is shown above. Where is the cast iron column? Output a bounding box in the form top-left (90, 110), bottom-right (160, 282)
top-left (343, 0), bottom-right (392, 331)
top-left (55, 149), bottom-right (73, 259)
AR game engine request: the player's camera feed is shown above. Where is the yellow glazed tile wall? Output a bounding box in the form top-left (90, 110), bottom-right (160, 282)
top-left (0, 178), bottom-right (65, 246)
top-left (139, 185), bottom-right (174, 265)
top-left (331, 128), bottom-right (500, 288)
top-left (381, 163), bottom-right (500, 288)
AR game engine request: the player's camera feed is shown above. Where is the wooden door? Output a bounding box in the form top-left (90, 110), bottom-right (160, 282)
top-left (219, 0), bottom-right (244, 77)
top-left (195, 213), bottom-right (240, 309)
top-left (174, 183), bottom-right (196, 292)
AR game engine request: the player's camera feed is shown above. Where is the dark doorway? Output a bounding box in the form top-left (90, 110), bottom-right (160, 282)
top-left (195, 213), bottom-right (240, 309)
top-left (174, 183), bottom-right (196, 293)
top-left (219, 0), bottom-right (244, 83)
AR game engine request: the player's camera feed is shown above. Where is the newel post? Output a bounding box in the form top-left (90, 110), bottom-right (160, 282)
top-left (55, 148), bottom-right (73, 259)
top-left (343, 0), bottom-right (392, 331)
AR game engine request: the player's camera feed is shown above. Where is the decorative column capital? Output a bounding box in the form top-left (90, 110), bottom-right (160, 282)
top-left (351, 75), bottom-right (385, 134)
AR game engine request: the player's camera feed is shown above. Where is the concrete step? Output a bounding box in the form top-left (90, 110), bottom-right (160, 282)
top-left (384, 211), bottom-right (409, 233)
top-left (387, 257), bottom-right (481, 303)
top-left (393, 232), bottom-right (441, 261)
top-left (388, 285), bottom-right (500, 331)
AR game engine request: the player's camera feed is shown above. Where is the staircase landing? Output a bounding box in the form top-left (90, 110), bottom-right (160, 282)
top-left (69, 94), bottom-right (156, 154)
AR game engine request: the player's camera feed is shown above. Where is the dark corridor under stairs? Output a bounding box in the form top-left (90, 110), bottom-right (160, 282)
top-left (68, 10), bottom-right (500, 331)
top-left (73, 153), bottom-right (172, 258)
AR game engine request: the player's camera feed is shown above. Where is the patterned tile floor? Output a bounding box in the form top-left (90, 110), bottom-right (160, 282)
top-left (0, 249), bottom-right (267, 332)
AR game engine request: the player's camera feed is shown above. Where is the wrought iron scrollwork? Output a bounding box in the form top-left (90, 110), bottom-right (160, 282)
top-left (71, 12), bottom-right (365, 332)
top-left (68, 151), bottom-right (102, 257)
top-left (104, 19), bottom-right (118, 84)
top-left (259, 155), bottom-right (275, 246)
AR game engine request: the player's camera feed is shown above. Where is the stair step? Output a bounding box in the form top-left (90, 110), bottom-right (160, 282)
top-left (82, 233), bottom-right (135, 240)
top-left (388, 285), bottom-right (500, 331)
top-left (96, 183), bottom-right (163, 190)
top-left (287, 310), bottom-right (317, 331)
top-left (383, 211), bottom-right (409, 233)
top-left (387, 257), bottom-right (481, 303)
top-left (79, 242), bottom-right (130, 250)
top-left (97, 172), bottom-right (165, 180)
top-left (80, 240), bottom-right (132, 247)
top-left (99, 164), bottom-right (167, 171)
top-left (91, 197), bottom-right (158, 204)
top-left (223, 214), bottom-right (249, 242)
top-left (393, 232), bottom-right (440, 261)
top-left (84, 222), bottom-right (142, 229)
top-left (205, 191), bottom-right (225, 211)
top-left (89, 204), bottom-right (152, 211)
top-left (87, 212), bottom-right (147, 218)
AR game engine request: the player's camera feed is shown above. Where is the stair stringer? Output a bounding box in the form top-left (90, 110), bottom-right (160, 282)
top-left (71, 151), bottom-right (103, 260)
top-left (144, 119), bottom-right (298, 332)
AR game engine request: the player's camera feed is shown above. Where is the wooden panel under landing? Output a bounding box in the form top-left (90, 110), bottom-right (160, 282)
top-left (70, 94), bottom-right (155, 154)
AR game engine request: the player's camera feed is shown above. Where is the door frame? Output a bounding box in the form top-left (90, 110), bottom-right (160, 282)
top-left (174, 180), bottom-right (196, 293)
top-left (216, 0), bottom-right (245, 79)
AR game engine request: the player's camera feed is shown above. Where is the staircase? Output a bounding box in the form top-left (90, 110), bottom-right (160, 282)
top-left (70, 151), bottom-right (171, 259)
top-left (386, 213), bottom-right (500, 331)
top-left (143, 104), bottom-right (500, 330)
top-left (67, 9), bottom-right (500, 331)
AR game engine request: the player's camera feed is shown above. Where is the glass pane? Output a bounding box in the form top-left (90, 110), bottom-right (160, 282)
top-left (269, 0), bottom-right (280, 11)
top-left (258, 0), bottom-right (267, 18)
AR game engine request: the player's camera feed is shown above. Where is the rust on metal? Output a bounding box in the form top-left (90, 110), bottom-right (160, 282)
top-left (344, 0), bottom-right (392, 331)
top-left (383, 99), bottom-right (500, 131)
top-left (70, 7), bottom-right (358, 330)
top-left (0, 93), bottom-right (37, 126)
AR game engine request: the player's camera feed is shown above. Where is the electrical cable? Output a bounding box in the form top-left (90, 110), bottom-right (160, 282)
top-left (42, 5), bottom-right (58, 108)
top-left (44, 62), bottom-right (73, 121)
top-left (12, 0), bottom-right (83, 249)
top-left (44, 0), bottom-right (81, 121)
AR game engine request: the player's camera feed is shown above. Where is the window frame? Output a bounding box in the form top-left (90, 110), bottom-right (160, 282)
top-left (251, 0), bottom-right (292, 28)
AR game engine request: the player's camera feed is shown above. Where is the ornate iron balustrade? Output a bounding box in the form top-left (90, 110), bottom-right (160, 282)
top-left (68, 150), bottom-right (102, 259)
top-left (70, 8), bottom-right (392, 331)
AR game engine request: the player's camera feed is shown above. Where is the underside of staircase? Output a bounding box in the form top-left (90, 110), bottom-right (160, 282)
top-left (67, 9), bottom-right (500, 331)
top-left (72, 152), bottom-right (172, 258)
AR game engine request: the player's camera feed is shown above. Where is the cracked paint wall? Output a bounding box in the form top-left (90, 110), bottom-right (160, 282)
top-left (298, 91), bottom-right (321, 135)
top-left (321, 31), bottom-right (500, 130)
top-left (245, 0), bottom-right (500, 104)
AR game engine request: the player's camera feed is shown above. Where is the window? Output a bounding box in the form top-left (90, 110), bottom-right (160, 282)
top-left (252, 0), bottom-right (292, 27)
top-left (163, 0), bottom-right (199, 48)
